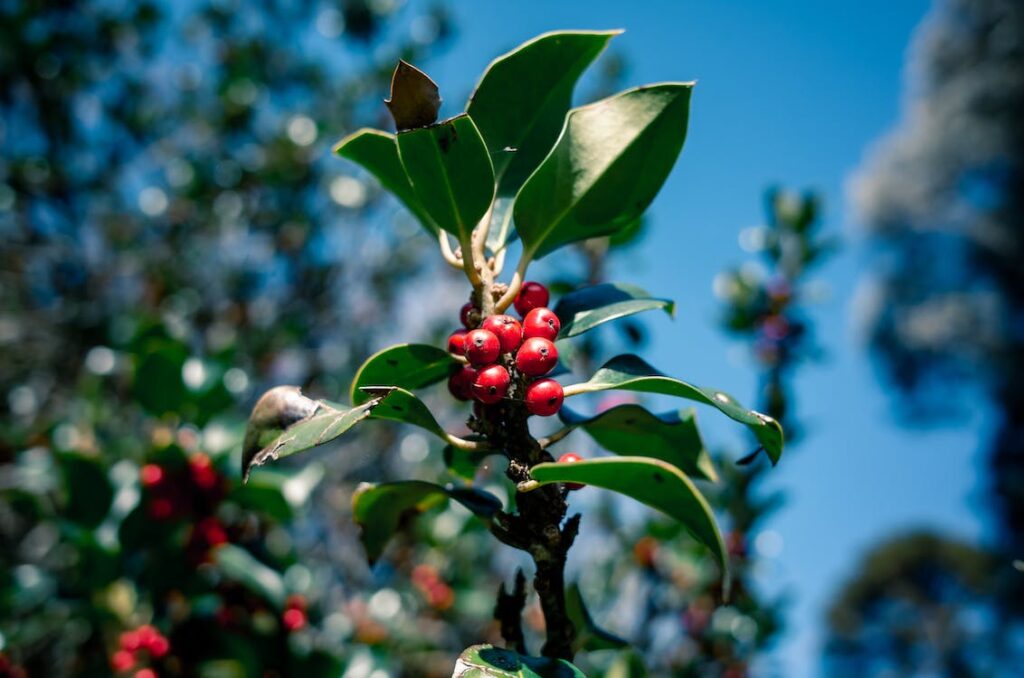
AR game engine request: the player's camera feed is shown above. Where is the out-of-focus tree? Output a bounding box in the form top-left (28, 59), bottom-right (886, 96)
top-left (849, 0), bottom-right (1024, 575)
top-left (823, 531), bottom-right (1021, 677)
top-left (0, 0), bottom-right (457, 674)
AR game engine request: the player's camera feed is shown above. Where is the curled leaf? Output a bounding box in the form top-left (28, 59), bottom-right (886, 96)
top-left (385, 60), bottom-right (441, 131)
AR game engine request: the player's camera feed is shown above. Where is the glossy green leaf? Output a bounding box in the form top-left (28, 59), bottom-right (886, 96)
top-left (350, 343), bottom-right (457, 405)
top-left (566, 583), bottom-right (629, 652)
top-left (514, 84), bottom-right (693, 259)
top-left (566, 354), bottom-right (784, 464)
top-left (555, 282), bottom-right (674, 339)
top-left (352, 481), bottom-right (502, 564)
top-left (560, 405), bottom-right (717, 482)
top-left (213, 544), bottom-right (286, 609)
top-left (397, 114), bottom-right (495, 243)
top-left (333, 128), bottom-right (439, 235)
top-left (231, 464), bottom-right (324, 522)
top-left (528, 456), bottom-right (726, 580)
top-left (467, 30), bottom-right (619, 196)
top-left (452, 644), bottom-right (585, 678)
top-left (362, 387), bottom-right (448, 440)
top-left (242, 386), bottom-right (389, 480)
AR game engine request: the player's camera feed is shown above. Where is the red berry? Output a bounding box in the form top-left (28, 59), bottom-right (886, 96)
top-left (139, 464), bottom-right (164, 488)
top-left (120, 630), bottom-right (141, 651)
top-left (147, 635), bottom-right (170, 659)
top-left (136, 625), bottom-right (158, 648)
top-left (522, 307), bottom-right (560, 341)
top-left (189, 453), bottom-right (218, 491)
top-left (515, 337), bottom-right (558, 376)
top-left (447, 366), bottom-right (478, 401)
top-left (514, 282), bottom-right (549, 316)
top-left (111, 650), bottom-right (135, 672)
top-left (464, 329), bottom-right (501, 366)
top-left (198, 517), bottom-right (228, 546)
top-left (481, 314), bottom-right (523, 354)
top-left (134, 669), bottom-right (157, 678)
top-left (148, 497), bottom-right (173, 520)
top-left (524, 379), bottom-right (563, 417)
top-left (286, 594), bottom-right (308, 612)
top-left (472, 365), bottom-right (510, 404)
top-left (447, 329), bottom-right (467, 356)
top-left (459, 302), bottom-right (477, 329)
top-left (283, 608), bottom-right (306, 631)
top-left (557, 452), bottom-right (584, 490)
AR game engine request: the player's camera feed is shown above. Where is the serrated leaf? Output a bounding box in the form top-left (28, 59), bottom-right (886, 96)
top-left (452, 644), bottom-right (585, 677)
top-left (467, 30), bottom-right (619, 196)
top-left (385, 60), bottom-right (441, 131)
top-left (397, 114), bottom-right (494, 243)
top-left (350, 343), bottom-right (457, 405)
top-left (333, 129), bottom-right (439, 235)
top-left (213, 544), bottom-right (286, 609)
top-left (241, 386), bottom-right (386, 481)
top-left (352, 481), bottom-right (502, 564)
top-left (566, 354), bottom-right (784, 464)
top-left (565, 583), bottom-right (629, 652)
top-left (514, 84), bottom-right (693, 259)
top-left (528, 456), bottom-right (726, 583)
top-left (560, 404), bottom-right (717, 482)
top-left (555, 282), bottom-right (674, 339)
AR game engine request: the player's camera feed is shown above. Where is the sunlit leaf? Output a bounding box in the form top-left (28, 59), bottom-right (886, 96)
top-left (566, 354), bottom-right (784, 464)
top-left (333, 129), bottom-right (439, 235)
top-left (467, 30), bottom-right (619, 195)
top-left (397, 114), bottom-right (494, 243)
top-left (514, 84), bottom-right (693, 259)
top-left (559, 405), bottom-right (717, 482)
top-left (554, 282), bottom-right (674, 339)
top-left (528, 456), bottom-right (727, 582)
top-left (350, 343), bottom-right (457, 405)
top-left (352, 481), bottom-right (502, 564)
top-left (452, 644), bottom-right (585, 677)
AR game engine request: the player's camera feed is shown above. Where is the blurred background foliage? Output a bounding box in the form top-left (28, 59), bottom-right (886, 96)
top-left (2, 0), bottom-right (1023, 676)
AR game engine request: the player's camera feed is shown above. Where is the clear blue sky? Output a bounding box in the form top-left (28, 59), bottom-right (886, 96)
top-left (426, 1), bottom-right (987, 674)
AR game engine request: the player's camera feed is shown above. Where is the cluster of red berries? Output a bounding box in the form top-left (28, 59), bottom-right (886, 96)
top-left (111, 625), bottom-right (169, 676)
top-left (447, 281), bottom-right (564, 417)
top-left (141, 452), bottom-right (224, 521)
top-left (282, 594), bottom-right (308, 632)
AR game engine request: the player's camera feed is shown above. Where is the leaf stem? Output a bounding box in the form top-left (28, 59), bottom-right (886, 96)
top-left (438, 231), bottom-right (463, 269)
top-left (445, 433), bottom-right (488, 451)
top-left (560, 383), bottom-right (587, 398)
top-left (494, 250), bottom-right (531, 313)
top-left (538, 426), bottom-right (575, 449)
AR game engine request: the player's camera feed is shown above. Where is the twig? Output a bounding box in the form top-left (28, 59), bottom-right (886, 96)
top-left (438, 231), bottom-right (462, 269)
top-left (494, 569), bottom-right (528, 654)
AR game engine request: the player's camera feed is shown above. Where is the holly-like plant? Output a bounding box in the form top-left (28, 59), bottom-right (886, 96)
top-left (241, 30), bottom-right (785, 673)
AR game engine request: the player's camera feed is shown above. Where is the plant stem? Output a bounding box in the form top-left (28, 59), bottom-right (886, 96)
top-left (494, 252), bottom-right (530, 314)
top-left (494, 569), bottom-right (528, 654)
top-left (479, 396), bottom-right (578, 660)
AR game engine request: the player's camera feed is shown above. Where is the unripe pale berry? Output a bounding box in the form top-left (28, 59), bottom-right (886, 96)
top-left (472, 364), bottom-right (510, 404)
top-left (460, 302), bottom-right (477, 329)
top-left (522, 307), bottom-right (560, 341)
top-left (448, 366), bottom-right (477, 401)
top-left (557, 452), bottom-right (584, 490)
top-left (514, 281), bottom-right (549, 316)
top-left (515, 337), bottom-right (558, 376)
top-left (447, 329), bottom-right (467, 356)
top-left (464, 328), bottom-right (501, 366)
top-left (525, 378), bottom-right (563, 416)
top-left (481, 314), bottom-right (523, 353)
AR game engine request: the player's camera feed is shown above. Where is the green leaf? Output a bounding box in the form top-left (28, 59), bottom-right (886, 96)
top-left (385, 60), bottom-right (442, 131)
top-left (241, 386), bottom-right (388, 481)
top-left (566, 355), bottom-right (784, 464)
top-left (60, 453), bottom-right (114, 529)
top-left (452, 644), bottom-right (585, 678)
top-left (352, 481), bottom-right (502, 564)
top-left (565, 583), bottom-right (629, 652)
top-left (467, 30), bottom-right (619, 196)
top-left (213, 544), bottom-right (286, 609)
top-left (514, 84), bottom-right (693, 259)
top-left (397, 114), bottom-right (495, 243)
top-left (555, 282), bottom-right (674, 339)
top-left (350, 343), bottom-right (457, 405)
top-left (443, 443), bottom-right (497, 480)
top-left (485, 196), bottom-right (516, 253)
top-left (333, 129), bottom-right (439, 236)
top-left (560, 405), bottom-right (717, 482)
top-left (528, 456), bottom-right (726, 581)
top-left (362, 387), bottom-right (448, 440)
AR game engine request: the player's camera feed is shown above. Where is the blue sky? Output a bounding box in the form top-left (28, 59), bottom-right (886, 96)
top-left (424, 1), bottom-right (988, 674)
